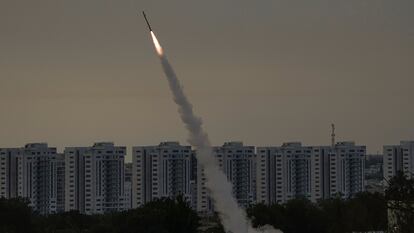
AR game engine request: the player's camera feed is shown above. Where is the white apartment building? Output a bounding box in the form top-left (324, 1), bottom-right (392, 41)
top-left (124, 163), bottom-right (133, 210)
top-left (0, 140), bottom-right (368, 214)
top-left (257, 142), bottom-right (329, 204)
top-left (132, 142), bottom-right (194, 209)
top-left (0, 148), bottom-right (19, 199)
top-left (64, 142), bottom-right (127, 214)
top-left (330, 142), bottom-right (365, 198)
top-left (0, 143), bottom-right (63, 214)
top-left (197, 142), bottom-right (256, 213)
top-left (383, 141), bottom-right (414, 183)
top-left (257, 141), bottom-right (365, 205)
top-left (55, 153), bottom-right (65, 213)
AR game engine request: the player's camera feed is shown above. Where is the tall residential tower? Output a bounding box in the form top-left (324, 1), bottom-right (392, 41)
top-left (64, 142), bottom-right (127, 214)
top-left (132, 142), bottom-right (194, 209)
top-left (0, 143), bottom-right (64, 214)
top-left (257, 142), bottom-right (365, 205)
top-left (197, 142), bottom-right (256, 213)
top-left (383, 141), bottom-right (414, 183)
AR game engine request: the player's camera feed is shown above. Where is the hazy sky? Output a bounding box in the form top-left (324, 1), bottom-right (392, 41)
top-left (0, 0), bottom-right (413, 160)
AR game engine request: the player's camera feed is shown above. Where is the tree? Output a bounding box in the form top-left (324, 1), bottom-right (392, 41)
top-left (247, 203), bottom-right (286, 230)
top-left (198, 213), bottom-right (225, 233)
top-left (248, 193), bottom-right (388, 233)
top-left (385, 171), bottom-right (414, 233)
top-left (34, 210), bottom-right (101, 233)
top-left (119, 196), bottom-right (200, 233)
top-left (346, 192), bottom-right (387, 232)
top-left (283, 198), bottom-right (326, 233)
top-left (0, 198), bottom-right (34, 233)
top-left (318, 197), bottom-right (349, 233)
top-left (0, 196), bottom-right (199, 233)
top-left (248, 199), bottom-right (326, 233)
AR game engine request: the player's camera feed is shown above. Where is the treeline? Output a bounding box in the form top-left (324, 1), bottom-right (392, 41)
top-left (0, 194), bottom-right (389, 233)
top-left (0, 196), bottom-right (200, 233)
top-left (247, 192), bottom-right (387, 233)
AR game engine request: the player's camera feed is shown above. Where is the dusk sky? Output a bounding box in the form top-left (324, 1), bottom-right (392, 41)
top-left (0, 0), bottom-right (413, 160)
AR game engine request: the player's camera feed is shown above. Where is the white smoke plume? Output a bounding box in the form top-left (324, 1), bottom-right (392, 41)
top-left (150, 31), bottom-right (281, 233)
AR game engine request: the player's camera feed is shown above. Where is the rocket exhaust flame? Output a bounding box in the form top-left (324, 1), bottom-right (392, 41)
top-left (150, 31), bottom-right (164, 56)
top-left (145, 15), bottom-right (281, 233)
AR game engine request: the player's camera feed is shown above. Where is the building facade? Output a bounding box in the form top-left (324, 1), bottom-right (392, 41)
top-left (383, 141), bottom-right (414, 183)
top-left (257, 141), bottom-right (365, 205)
top-left (64, 142), bottom-right (127, 214)
top-left (330, 142), bottom-right (365, 198)
top-left (0, 140), bottom-right (369, 214)
top-left (257, 142), bottom-right (329, 204)
top-left (0, 143), bottom-right (63, 214)
top-left (124, 162), bottom-right (133, 210)
top-left (197, 142), bottom-right (256, 212)
top-left (55, 153), bottom-right (66, 213)
top-left (132, 142), bottom-right (194, 209)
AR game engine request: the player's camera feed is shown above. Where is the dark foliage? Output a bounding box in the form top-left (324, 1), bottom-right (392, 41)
top-left (385, 171), bottom-right (414, 233)
top-left (0, 197), bottom-right (34, 233)
top-left (118, 196), bottom-right (200, 233)
top-left (0, 196), bottom-right (199, 233)
top-left (4, 183), bottom-right (414, 233)
top-left (248, 192), bottom-right (388, 233)
top-left (198, 213), bottom-right (225, 233)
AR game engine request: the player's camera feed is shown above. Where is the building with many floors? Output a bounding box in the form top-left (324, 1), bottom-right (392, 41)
top-left (257, 141), bottom-right (365, 205)
top-left (197, 142), bottom-right (256, 213)
top-left (331, 142), bottom-right (366, 198)
top-left (132, 142), bottom-right (194, 209)
top-left (257, 142), bottom-right (330, 204)
top-left (383, 141), bottom-right (414, 184)
top-left (0, 143), bottom-right (64, 214)
top-left (124, 163), bottom-right (133, 210)
top-left (64, 142), bottom-right (128, 214)
top-left (55, 153), bottom-right (66, 213)
top-left (0, 140), bottom-right (372, 214)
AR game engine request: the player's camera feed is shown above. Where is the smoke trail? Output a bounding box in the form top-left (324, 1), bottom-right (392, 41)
top-left (149, 31), bottom-right (280, 233)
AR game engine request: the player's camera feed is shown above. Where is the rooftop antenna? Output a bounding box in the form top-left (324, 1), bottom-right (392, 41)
top-left (331, 123), bottom-right (336, 147)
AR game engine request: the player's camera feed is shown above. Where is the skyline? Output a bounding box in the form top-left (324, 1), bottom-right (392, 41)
top-left (1, 0), bottom-right (413, 157)
top-left (0, 138), bottom-right (396, 164)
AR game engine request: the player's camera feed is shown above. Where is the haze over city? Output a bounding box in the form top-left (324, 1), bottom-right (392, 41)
top-left (1, 0), bottom-right (413, 161)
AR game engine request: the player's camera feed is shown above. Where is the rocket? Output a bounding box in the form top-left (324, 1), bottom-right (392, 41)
top-left (142, 11), bottom-right (153, 31)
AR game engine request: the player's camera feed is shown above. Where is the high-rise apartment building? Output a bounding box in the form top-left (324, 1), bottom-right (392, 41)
top-left (55, 153), bottom-right (65, 213)
top-left (64, 142), bottom-right (127, 214)
top-left (330, 142), bottom-right (365, 198)
top-left (0, 139), bottom-right (368, 214)
top-left (383, 141), bottom-right (414, 183)
top-left (132, 142), bottom-right (194, 209)
top-left (257, 141), bottom-right (365, 205)
top-left (124, 162), bottom-right (133, 210)
top-left (257, 142), bottom-right (329, 204)
top-left (0, 143), bottom-right (63, 214)
top-left (197, 142), bottom-right (256, 212)
top-left (0, 148), bottom-right (19, 199)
